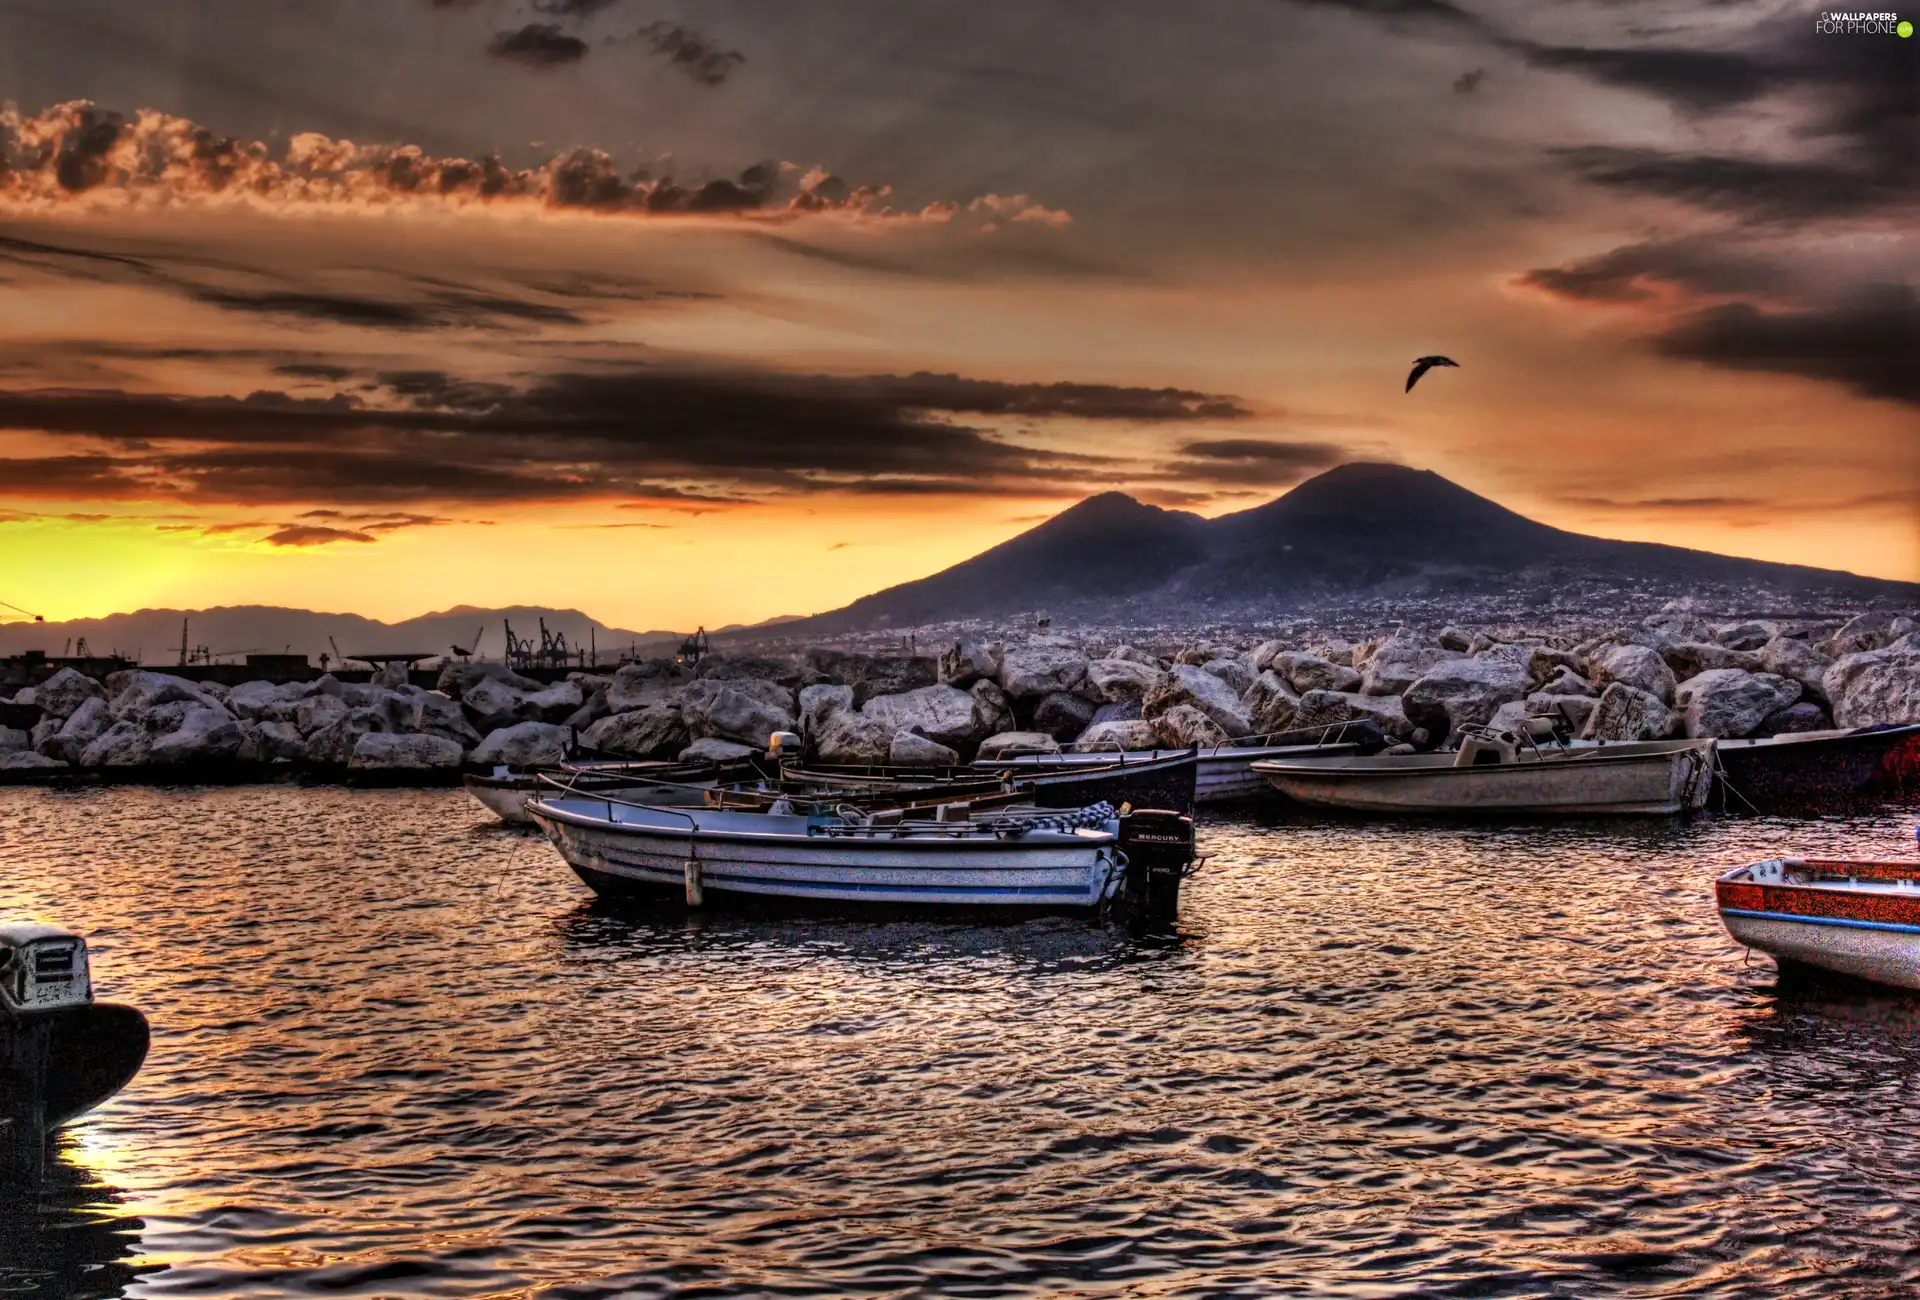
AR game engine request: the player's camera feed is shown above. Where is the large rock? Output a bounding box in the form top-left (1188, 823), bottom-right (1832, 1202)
top-left (889, 731), bottom-right (960, 766)
top-left (938, 639), bottom-right (1001, 688)
top-left (977, 731), bottom-right (1060, 759)
top-left (1760, 701), bottom-right (1831, 735)
top-left (397, 689), bottom-right (482, 747)
top-left (1643, 610), bottom-right (1716, 643)
top-left (1069, 720), bottom-right (1160, 752)
top-left (798, 684), bottom-right (855, 741)
top-left (1588, 643), bottom-right (1678, 704)
top-left (996, 643), bottom-right (1090, 700)
top-left (1825, 612), bottom-right (1917, 659)
top-left (1714, 620), bottom-right (1777, 652)
top-left (104, 670), bottom-right (222, 722)
top-left (79, 720), bottom-right (153, 768)
top-left (1032, 691), bottom-right (1097, 742)
top-left (1360, 635), bottom-right (1448, 697)
top-left (294, 693), bottom-right (351, 737)
top-left (860, 684), bottom-right (990, 752)
top-left (1292, 690), bottom-right (1412, 740)
top-left (32, 668), bottom-right (104, 721)
top-left (1084, 658), bottom-right (1162, 704)
top-left (1272, 652), bottom-right (1361, 696)
top-left (303, 707), bottom-right (393, 767)
top-left (1152, 703), bottom-right (1233, 749)
top-left (1674, 669), bottom-right (1801, 739)
top-left (1402, 657), bottom-right (1532, 740)
top-left (1661, 641), bottom-right (1763, 681)
top-left (1538, 665), bottom-right (1598, 697)
top-left (436, 660), bottom-right (544, 698)
top-left (1823, 649), bottom-right (1920, 728)
top-left (470, 721), bottom-right (570, 768)
top-left (349, 732), bottom-right (464, 775)
top-left (227, 679), bottom-right (301, 722)
top-left (1242, 670), bottom-right (1300, 735)
top-left (806, 651), bottom-right (937, 705)
top-left (1092, 700), bottom-right (1143, 724)
top-left (580, 706), bottom-right (689, 759)
top-left (605, 661), bottom-right (681, 713)
top-left (1759, 635), bottom-right (1834, 704)
top-left (1144, 664), bottom-right (1251, 738)
top-left (678, 678), bottom-right (795, 748)
top-left (0, 726), bottom-right (26, 754)
top-left (1438, 626), bottom-right (1474, 652)
top-left (1248, 639), bottom-right (1289, 674)
top-left (520, 681), bottom-right (585, 724)
top-left (969, 679), bottom-right (1016, 737)
top-left (679, 737), bottom-right (756, 763)
top-left (1582, 682), bottom-right (1679, 742)
top-left (813, 710), bottom-right (895, 764)
top-left (238, 720), bottom-right (305, 764)
top-left (1, 748), bottom-right (67, 771)
top-left (1202, 658), bottom-right (1254, 696)
top-left (1524, 693), bottom-right (1599, 735)
top-left (695, 654), bottom-right (819, 690)
top-left (38, 696), bottom-right (112, 764)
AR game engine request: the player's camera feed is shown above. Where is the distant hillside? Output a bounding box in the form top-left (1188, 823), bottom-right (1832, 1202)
top-left (786, 463), bottom-right (1918, 631)
top-left (0, 605), bottom-right (685, 667)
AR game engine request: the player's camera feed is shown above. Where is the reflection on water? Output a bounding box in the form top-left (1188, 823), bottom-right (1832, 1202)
top-left (2, 784), bottom-right (1919, 1297)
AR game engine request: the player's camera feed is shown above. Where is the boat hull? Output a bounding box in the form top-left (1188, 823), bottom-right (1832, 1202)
top-left (985, 743), bottom-right (1358, 805)
top-left (1714, 723), bottom-right (1920, 813)
top-left (1254, 741), bottom-right (1714, 815)
top-left (529, 800), bottom-right (1120, 913)
top-left (1718, 864), bottom-right (1920, 991)
top-left (463, 773), bottom-right (536, 825)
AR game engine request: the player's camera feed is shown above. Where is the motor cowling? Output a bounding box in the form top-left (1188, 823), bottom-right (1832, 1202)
top-left (1118, 809), bottom-right (1194, 933)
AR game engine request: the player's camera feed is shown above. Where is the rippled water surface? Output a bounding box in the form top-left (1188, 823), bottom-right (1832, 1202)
top-left (5, 785), bottom-right (1920, 1297)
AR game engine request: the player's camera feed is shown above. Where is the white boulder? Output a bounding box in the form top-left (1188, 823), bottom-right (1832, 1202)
top-left (1069, 720), bottom-right (1161, 752)
top-left (977, 731), bottom-right (1061, 759)
top-left (997, 642), bottom-right (1089, 699)
top-left (581, 706), bottom-right (689, 759)
top-left (1588, 643), bottom-right (1678, 704)
top-left (32, 668), bottom-right (104, 721)
top-left (1674, 669), bottom-right (1801, 739)
top-left (348, 732), bottom-right (464, 775)
top-left (889, 731), bottom-right (960, 766)
top-left (1144, 664), bottom-right (1251, 738)
top-left (1582, 683), bottom-right (1679, 742)
top-left (470, 721), bottom-right (570, 768)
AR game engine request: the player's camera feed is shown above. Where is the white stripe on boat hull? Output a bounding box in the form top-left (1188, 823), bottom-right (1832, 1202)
top-left (1722, 912), bottom-right (1920, 991)
top-left (530, 803), bottom-right (1119, 909)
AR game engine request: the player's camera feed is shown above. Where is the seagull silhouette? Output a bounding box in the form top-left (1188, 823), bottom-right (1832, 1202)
top-left (1406, 355), bottom-right (1459, 393)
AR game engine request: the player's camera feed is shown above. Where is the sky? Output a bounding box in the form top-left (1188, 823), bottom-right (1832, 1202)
top-left (0, 0), bottom-right (1913, 629)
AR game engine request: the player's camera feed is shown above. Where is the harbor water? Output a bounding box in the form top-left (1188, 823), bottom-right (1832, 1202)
top-left (4, 785), bottom-right (1920, 1297)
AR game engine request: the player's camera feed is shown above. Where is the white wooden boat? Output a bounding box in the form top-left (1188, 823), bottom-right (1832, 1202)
top-left (979, 736), bottom-right (1367, 805)
top-left (526, 794), bottom-right (1127, 912)
top-left (1252, 736), bottom-right (1715, 815)
top-left (1718, 858), bottom-right (1920, 990)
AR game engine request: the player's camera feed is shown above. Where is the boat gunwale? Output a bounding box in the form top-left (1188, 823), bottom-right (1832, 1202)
top-left (527, 797), bottom-right (1118, 850)
top-left (1252, 738), bottom-right (1714, 782)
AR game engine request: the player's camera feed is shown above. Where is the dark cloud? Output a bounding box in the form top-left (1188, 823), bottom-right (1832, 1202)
top-left (0, 365), bottom-right (1249, 508)
top-left (1653, 288), bottom-right (1920, 407)
top-left (1283, 0), bottom-right (1481, 25)
top-left (1557, 496), bottom-right (1767, 512)
top-left (1519, 239), bottom-right (1791, 304)
top-left (487, 24), bottom-right (591, 67)
top-left (631, 22), bottom-right (745, 86)
top-left (1453, 68), bottom-right (1484, 95)
top-left (0, 454), bottom-right (151, 497)
top-left (1555, 146), bottom-right (1903, 223)
top-left (533, 0), bottom-right (620, 15)
top-left (262, 525), bottom-right (377, 547)
top-left (1504, 41), bottom-right (1767, 114)
top-left (1160, 438), bottom-right (1351, 486)
top-left (190, 286), bottom-right (584, 330)
top-left (274, 362), bottom-right (359, 382)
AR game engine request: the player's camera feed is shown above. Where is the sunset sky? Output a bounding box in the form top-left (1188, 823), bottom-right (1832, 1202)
top-left (0, 0), bottom-right (1913, 629)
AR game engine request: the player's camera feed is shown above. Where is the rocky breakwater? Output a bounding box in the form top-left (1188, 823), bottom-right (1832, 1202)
top-left (3, 610), bottom-right (1915, 784)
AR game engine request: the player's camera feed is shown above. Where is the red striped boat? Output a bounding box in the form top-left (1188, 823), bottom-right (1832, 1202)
top-left (1717, 857), bottom-right (1920, 990)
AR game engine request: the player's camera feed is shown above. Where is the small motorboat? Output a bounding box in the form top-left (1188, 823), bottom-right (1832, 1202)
top-left (805, 747), bottom-right (1199, 816)
top-left (463, 755), bottom-right (759, 826)
top-left (1713, 722), bottom-right (1920, 814)
top-left (1252, 728), bottom-right (1716, 815)
top-left (526, 793), bottom-right (1196, 923)
top-left (1717, 856), bottom-right (1920, 990)
top-left (1, 923), bottom-right (149, 1179)
top-left (979, 719), bottom-right (1386, 805)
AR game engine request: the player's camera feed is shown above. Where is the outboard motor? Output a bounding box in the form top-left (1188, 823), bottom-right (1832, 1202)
top-left (1, 923), bottom-right (148, 1183)
top-left (1118, 809), bottom-right (1195, 934)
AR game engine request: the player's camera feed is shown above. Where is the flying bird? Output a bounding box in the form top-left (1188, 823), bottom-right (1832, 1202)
top-left (1406, 355), bottom-right (1459, 393)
